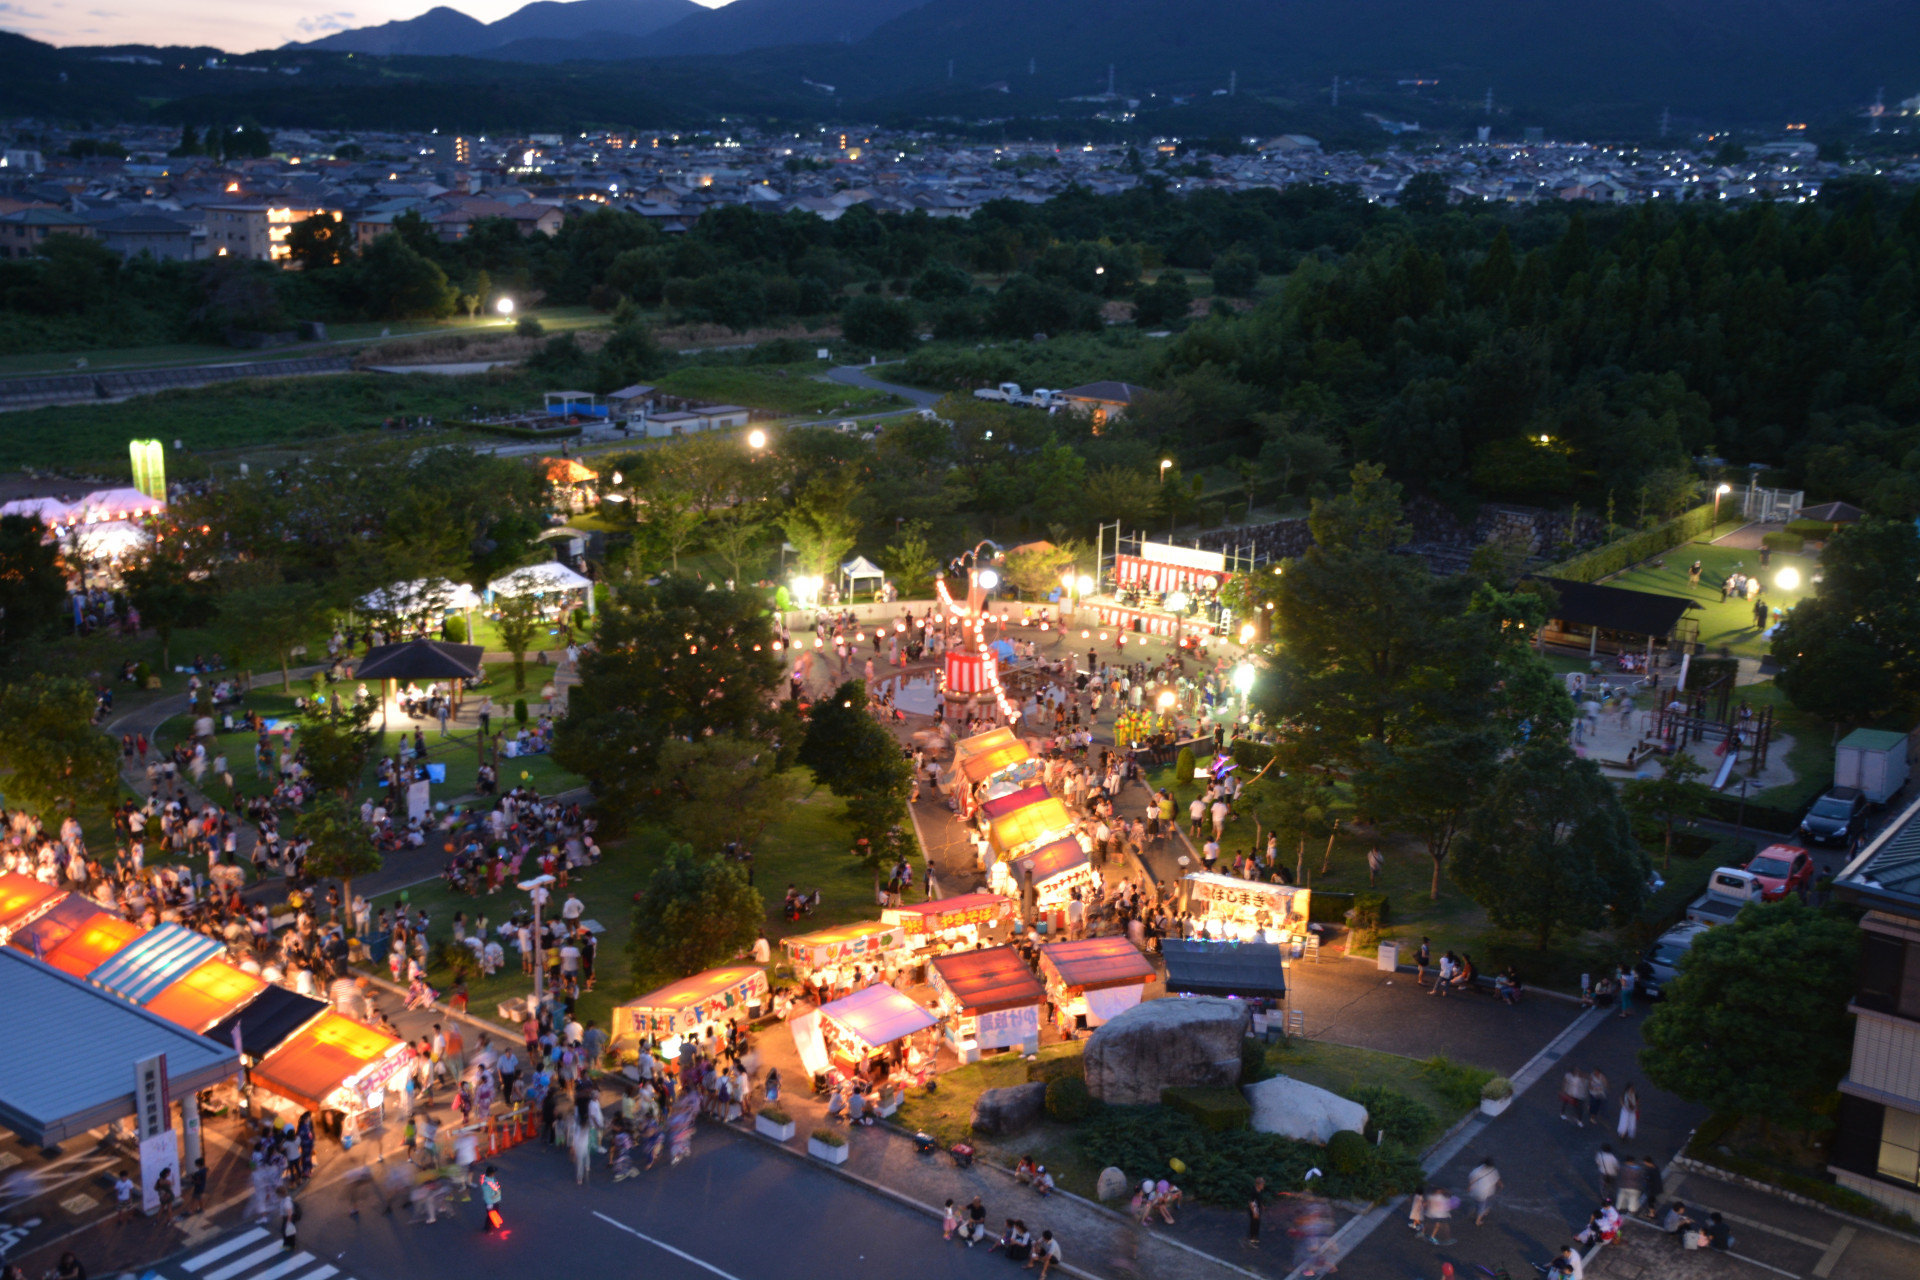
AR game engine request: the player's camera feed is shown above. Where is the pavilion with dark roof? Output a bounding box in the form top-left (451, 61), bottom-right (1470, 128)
top-left (1529, 576), bottom-right (1698, 660)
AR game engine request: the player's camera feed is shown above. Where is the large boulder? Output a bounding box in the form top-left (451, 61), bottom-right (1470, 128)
top-left (1096, 1167), bottom-right (1130, 1202)
top-left (1243, 1075), bottom-right (1369, 1144)
top-left (1083, 996), bottom-right (1252, 1104)
top-left (971, 1081), bottom-right (1047, 1136)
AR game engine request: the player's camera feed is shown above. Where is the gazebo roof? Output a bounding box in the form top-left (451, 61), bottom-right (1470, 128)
top-left (1530, 577), bottom-right (1697, 639)
top-left (354, 638), bottom-right (485, 682)
top-left (1798, 500), bottom-right (1863, 524)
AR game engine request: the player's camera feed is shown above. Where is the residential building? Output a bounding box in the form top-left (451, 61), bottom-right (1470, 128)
top-left (90, 214), bottom-right (195, 261)
top-left (1833, 794), bottom-right (1920, 1217)
top-left (202, 202), bottom-right (342, 263)
top-left (0, 208), bottom-right (92, 259)
top-left (1058, 381), bottom-right (1153, 430)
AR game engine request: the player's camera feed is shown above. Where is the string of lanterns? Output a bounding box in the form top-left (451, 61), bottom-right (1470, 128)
top-left (934, 571), bottom-right (1022, 725)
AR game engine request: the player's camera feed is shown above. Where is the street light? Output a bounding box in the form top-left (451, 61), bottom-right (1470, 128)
top-left (1713, 481), bottom-right (1731, 529)
top-left (496, 297), bottom-right (515, 317)
top-left (1159, 459), bottom-right (1173, 484)
top-left (516, 873), bottom-right (555, 1007)
top-left (1075, 574), bottom-right (1093, 596)
top-left (977, 568), bottom-right (1000, 590)
top-left (1775, 567), bottom-right (1800, 591)
top-left (1232, 664), bottom-right (1256, 696)
top-left (747, 428), bottom-right (768, 450)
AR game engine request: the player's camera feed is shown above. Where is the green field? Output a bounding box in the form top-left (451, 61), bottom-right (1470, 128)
top-left (1602, 540), bottom-right (1812, 659)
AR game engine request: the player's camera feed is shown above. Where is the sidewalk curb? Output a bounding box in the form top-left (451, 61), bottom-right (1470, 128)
top-left (1670, 1154), bottom-right (1920, 1243)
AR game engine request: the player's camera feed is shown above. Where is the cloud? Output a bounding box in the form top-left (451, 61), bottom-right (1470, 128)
top-left (296, 12), bottom-right (357, 35)
top-left (0, 3), bottom-right (50, 18)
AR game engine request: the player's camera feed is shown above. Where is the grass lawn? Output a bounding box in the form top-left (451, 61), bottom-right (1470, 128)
top-left (894, 1043), bottom-right (1107, 1195)
top-left (360, 769), bottom-right (883, 1033)
top-left (650, 363), bottom-right (900, 416)
top-left (1603, 540), bottom-right (1813, 659)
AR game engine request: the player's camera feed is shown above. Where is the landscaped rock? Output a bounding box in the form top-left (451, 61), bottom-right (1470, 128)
top-left (971, 1081), bottom-right (1048, 1136)
top-left (1096, 1166), bottom-right (1130, 1201)
top-left (1082, 996), bottom-right (1252, 1105)
top-left (1243, 1074), bottom-right (1369, 1144)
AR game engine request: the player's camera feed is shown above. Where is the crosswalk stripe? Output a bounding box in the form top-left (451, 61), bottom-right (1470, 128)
top-left (183, 1228), bottom-right (271, 1272)
top-left (204, 1243), bottom-right (288, 1280)
top-left (290, 1265), bottom-right (338, 1280)
top-left (244, 1253), bottom-right (315, 1280)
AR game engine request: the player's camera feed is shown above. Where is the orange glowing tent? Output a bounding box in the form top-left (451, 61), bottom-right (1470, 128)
top-left (145, 958), bottom-right (268, 1033)
top-left (251, 1012), bottom-right (408, 1112)
top-left (41, 914), bottom-right (141, 978)
top-left (0, 873), bottom-right (63, 934)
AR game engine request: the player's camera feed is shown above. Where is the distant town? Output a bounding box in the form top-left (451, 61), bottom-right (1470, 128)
top-left (4, 121), bottom-right (1913, 264)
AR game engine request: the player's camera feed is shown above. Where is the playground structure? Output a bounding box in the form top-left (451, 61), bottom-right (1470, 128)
top-left (1650, 665), bottom-right (1775, 786)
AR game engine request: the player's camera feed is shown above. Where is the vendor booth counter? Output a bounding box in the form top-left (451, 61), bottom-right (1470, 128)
top-left (929, 945), bottom-right (1045, 1062)
top-left (804, 983), bottom-right (938, 1081)
top-left (1040, 936), bottom-right (1157, 1029)
top-left (250, 1012), bottom-right (413, 1119)
top-left (883, 893), bottom-right (1014, 957)
top-left (988, 795), bottom-right (1078, 859)
top-left (1181, 872), bottom-right (1311, 945)
top-left (612, 965), bottom-right (769, 1053)
top-left (781, 920), bottom-right (905, 978)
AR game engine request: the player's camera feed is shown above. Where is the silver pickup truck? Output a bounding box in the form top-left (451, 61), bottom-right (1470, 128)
top-left (1685, 866), bottom-right (1764, 926)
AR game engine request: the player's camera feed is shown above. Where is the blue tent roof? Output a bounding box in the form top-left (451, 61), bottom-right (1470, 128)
top-left (88, 923), bottom-right (224, 1004)
top-left (989, 639), bottom-right (1017, 660)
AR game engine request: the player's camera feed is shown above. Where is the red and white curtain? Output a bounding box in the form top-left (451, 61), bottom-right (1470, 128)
top-left (1113, 554), bottom-right (1224, 594)
top-left (945, 650), bottom-right (993, 694)
top-left (1095, 606), bottom-right (1207, 637)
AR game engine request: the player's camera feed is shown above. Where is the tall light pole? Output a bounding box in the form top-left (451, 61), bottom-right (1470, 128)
top-left (1159, 459), bottom-right (1172, 484)
top-left (1713, 482), bottom-right (1731, 531)
top-left (517, 873), bottom-right (555, 1008)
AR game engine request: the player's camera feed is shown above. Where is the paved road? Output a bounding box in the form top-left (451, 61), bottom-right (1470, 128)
top-left (289, 1127), bottom-right (1087, 1280)
top-left (828, 363), bottom-right (942, 407)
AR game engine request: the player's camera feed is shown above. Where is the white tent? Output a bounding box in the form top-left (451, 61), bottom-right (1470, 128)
top-left (360, 578), bottom-right (482, 616)
top-left (839, 555), bottom-right (886, 599)
top-left (73, 487), bottom-right (164, 524)
top-left (489, 561), bottom-right (595, 615)
top-left (72, 521), bottom-right (151, 558)
top-left (0, 496), bottom-right (75, 527)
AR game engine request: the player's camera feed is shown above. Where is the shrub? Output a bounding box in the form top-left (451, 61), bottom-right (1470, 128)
top-left (514, 315), bottom-right (545, 337)
top-left (443, 615), bottom-right (468, 643)
top-left (1241, 1037), bottom-right (1274, 1086)
top-left (1079, 1104), bottom-right (1421, 1205)
top-left (1325, 1129), bottom-right (1371, 1175)
top-left (1348, 1086), bottom-right (1438, 1147)
top-left (1197, 500), bottom-right (1227, 528)
top-left (1549, 503), bottom-right (1716, 583)
top-left (1309, 891), bottom-right (1355, 925)
top-left (1161, 1086), bottom-right (1252, 1132)
top-left (1045, 1075), bottom-right (1096, 1124)
top-left (430, 939), bottom-right (475, 981)
top-left (1761, 531), bottom-right (1804, 553)
top-left (1351, 892), bottom-right (1390, 929)
top-left (572, 606), bottom-right (589, 629)
top-left (811, 1127), bottom-right (846, 1147)
top-left (1785, 518), bottom-right (1836, 539)
top-left (513, 698), bottom-right (529, 724)
top-left (759, 1106), bottom-right (790, 1125)
top-left (1481, 1076), bottom-right (1514, 1101)
top-left (1174, 747), bottom-right (1197, 795)
top-left (134, 661), bottom-right (152, 683)
top-left (1419, 1057), bottom-right (1497, 1113)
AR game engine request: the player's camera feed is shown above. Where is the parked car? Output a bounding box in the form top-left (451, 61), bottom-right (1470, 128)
top-left (1743, 843), bottom-right (1815, 901)
top-left (1799, 785), bottom-right (1868, 846)
top-left (1641, 921), bottom-right (1712, 988)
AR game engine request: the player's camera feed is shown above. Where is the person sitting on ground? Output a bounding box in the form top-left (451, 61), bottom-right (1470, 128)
top-left (825, 1088), bottom-right (847, 1123)
top-left (1659, 1201), bottom-right (1694, 1236)
top-left (1496, 966), bottom-right (1523, 1005)
top-left (1706, 1212), bottom-right (1732, 1252)
top-left (1014, 1156), bottom-right (1038, 1185)
top-left (1032, 1165), bottom-right (1055, 1197)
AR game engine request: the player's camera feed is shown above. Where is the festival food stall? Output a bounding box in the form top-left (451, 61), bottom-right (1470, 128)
top-left (998, 837), bottom-right (1098, 925)
top-left (249, 1011), bottom-right (413, 1126)
top-left (207, 986), bottom-right (331, 1059)
top-left (782, 920), bottom-right (906, 988)
top-left (39, 912), bottom-right (142, 978)
top-left (1181, 873), bottom-right (1311, 944)
top-left (883, 893), bottom-right (1015, 960)
top-left (144, 957), bottom-right (270, 1033)
top-left (988, 794), bottom-right (1079, 861)
top-left (808, 983), bottom-right (937, 1081)
top-left (953, 728), bottom-right (1040, 814)
top-left (928, 945), bottom-right (1046, 1062)
top-left (0, 873), bottom-right (66, 943)
top-left (1040, 936), bottom-right (1157, 1029)
top-left (611, 965), bottom-right (770, 1053)
top-left (5, 894), bottom-right (103, 959)
top-left (85, 923), bottom-right (225, 1005)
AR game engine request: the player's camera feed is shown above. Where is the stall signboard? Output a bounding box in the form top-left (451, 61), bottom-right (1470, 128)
top-left (613, 967), bottom-right (769, 1042)
top-left (886, 895), bottom-right (1013, 937)
top-left (134, 1054), bottom-right (177, 1213)
top-left (1185, 874), bottom-right (1310, 934)
top-left (340, 1041), bottom-right (416, 1102)
top-left (782, 921), bottom-right (903, 970)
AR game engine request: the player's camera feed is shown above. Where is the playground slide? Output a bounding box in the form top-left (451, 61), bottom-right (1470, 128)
top-left (1712, 749), bottom-right (1738, 790)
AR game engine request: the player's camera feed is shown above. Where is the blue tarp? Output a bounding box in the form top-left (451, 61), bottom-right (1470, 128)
top-left (87, 923), bottom-right (224, 1005)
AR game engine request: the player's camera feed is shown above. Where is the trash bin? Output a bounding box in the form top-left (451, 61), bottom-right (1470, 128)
top-left (1376, 940), bottom-right (1399, 972)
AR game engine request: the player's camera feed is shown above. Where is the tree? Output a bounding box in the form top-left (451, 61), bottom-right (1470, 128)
top-left (781, 478), bottom-right (861, 577)
top-left (0, 675), bottom-right (120, 818)
top-left (1132, 273), bottom-right (1192, 327)
top-left (709, 515), bottom-right (769, 587)
top-left (1775, 518), bottom-right (1920, 724)
top-left (553, 577), bottom-right (784, 823)
top-left (0, 516), bottom-right (67, 663)
top-left (655, 735), bottom-right (801, 855)
top-left (358, 232), bottom-right (457, 319)
top-left (594, 320), bottom-right (668, 394)
top-left (1078, 466), bottom-right (1161, 529)
top-left (798, 680), bottom-right (914, 853)
top-left (225, 582), bottom-right (332, 691)
top-left (1398, 172), bottom-right (1452, 216)
top-left (492, 592), bottom-right (545, 692)
top-left (627, 844), bottom-right (764, 984)
top-left (633, 483), bottom-right (704, 572)
top-left (297, 702), bottom-right (378, 799)
top-left (1002, 540), bottom-right (1081, 600)
top-left (1640, 899), bottom-right (1858, 1128)
top-left (1359, 726), bottom-right (1503, 900)
top-left (1210, 248), bottom-right (1259, 298)
top-left (841, 295), bottom-right (917, 349)
top-left (294, 797), bottom-right (383, 933)
top-left (1257, 423), bottom-right (1340, 499)
top-left (286, 213), bottom-right (346, 270)
top-left (125, 559), bottom-right (217, 674)
top-left (1450, 743), bottom-right (1650, 949)
top-left (881, 519), bottom-right (938, 595)
top-left (1622, 752), bottom-right (1712, 870)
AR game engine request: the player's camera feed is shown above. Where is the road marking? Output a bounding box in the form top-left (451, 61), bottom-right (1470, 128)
top-left (1811, 1225), bottom-right (1855, 1278)
top-left (203, 1241), bottom-right (287, 1280)
top-left (593, 1211), bottom-right (746, 1280)
top-left (185, 1230), bottom-right (271, 1272)
top-left (1711, 1208), bottom-right (1828, 1249)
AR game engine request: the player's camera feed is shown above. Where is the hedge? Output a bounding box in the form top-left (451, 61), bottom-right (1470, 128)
top-left (1786, 518), bottom-right (1838, 539)
top-left (1761, 531), bottom-right (1805, 553)
top-left (1162, 1086), bottom-right (1252, 1132)
top-left (1698, 792), bottom-right (1799, 834)
top-left (453, 418), bottom-right (583, 441)
top-left (1548, 503), bottom-right (1718, 583)
top-left (1309, 890), bottom-right (1354, 924)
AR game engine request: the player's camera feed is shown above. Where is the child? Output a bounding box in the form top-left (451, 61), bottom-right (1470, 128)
top-left (943, 1199), bottom-right (959, 1242)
